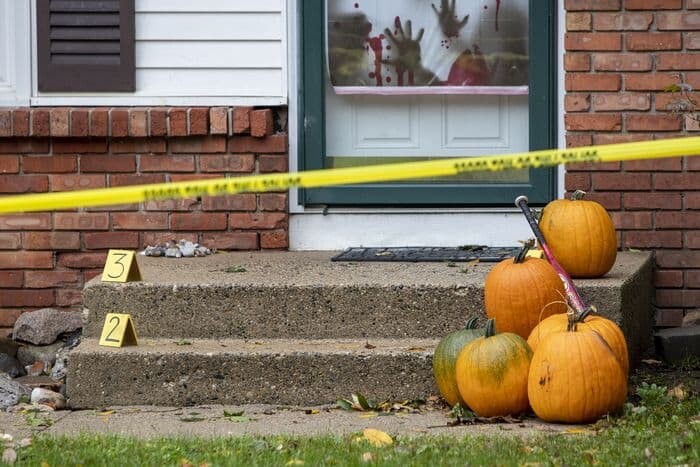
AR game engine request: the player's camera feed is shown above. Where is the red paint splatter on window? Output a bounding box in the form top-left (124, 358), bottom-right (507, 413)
top-left (354, 3), bottom-right (359, 8)
top-left (386, 76), bottom-right (392, 83)
top-left (367, 35), bottom-right (384, 86)
top-left (495, 0), bottom-right (501, 32)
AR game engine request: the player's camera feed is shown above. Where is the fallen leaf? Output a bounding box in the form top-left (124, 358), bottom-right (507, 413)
top-left (285, 460), bottom-right (304, 465)
top-left (359, 413), bottom-right (378, 419)
top-left (364, 342), bottom-right (376, 349)
top-left (305, 409), bottom-right (320, 415)
top-left (98, 409), bottom-right (115, 416)
top-left (644, 447), bottom-right (654, 458)
top-left (667, 385), bottom-right (688, 400)
top-left (362, 428), bottom-right (393, 447)
top-left (361, 452), bottom-right (374, 463)
top-left (563, 428), bottom-right (595, 435)
top-left (407, 346), bottom-right (426, 352)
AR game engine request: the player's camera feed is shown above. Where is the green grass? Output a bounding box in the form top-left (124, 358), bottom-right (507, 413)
top-left (3, 376), bottom-right (699, 467)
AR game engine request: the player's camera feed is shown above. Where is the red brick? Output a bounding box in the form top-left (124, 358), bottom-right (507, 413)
top-left (655, 173), bottom-right (700, 190)
top-left (140, 155), bottom-right (195, 172)
top-left (0, 214), bottom-right (51, 231)
top-left (189, 108), bottom-right (209, 135)
top-left (658, 250), bottom-right (700, 268)
top-left (210, 107), bottom-right (228, 135)
top-left (12, 109), bottom-right (30, 137)
top-left (70, 109), bottom-right (89, 137)
top-left (201, 194), bottom-right (257, 211)
top-left (592, 12), bottom-right (653, 30)
top-left (201, 232), bottom-right (258, 250)
top-left (0, 271), bottom-right (23, 287)
top-left (655, 92), bottom-right (700, 111)
top-left (129, 109), bottom-right (148, 137)
top-left (168, 108), bottom-right (188, 136)
top-left (626, 32), bottom-right (681, 51)
top-left (567, 12), bottom-right (591, 31)
top-left (0, 155), bottom-right (18, 174)
top-left (685, 270), bottom-right (700, 286)
top-left (141, 232), bottom-right (198, 247)
top-left (564, 172), bottom-right (592, 191)
top-left (592, 172), bottom-right (651, 190)
top-left (55, 289), bottom-right (82, 307)
top-left (200, 154), bottom-right (255, 172)
top-left (656, 212), bottom-right (700, 228)
top-left (0, 110), bottom-right (10, 137)
top-left (143, 198), bottom-right (199, 211)
top-left (657, 53), bottom-right (700, 71)
top-left (172, 213), bottom-right (227, 231)
top-left (0, 251), bottom-right (53, 269)
top-left (594, 133), bottom-right (652, 144)
top-left (623, 192), bottom-right (682, 209)
top-left (24, 270), bottom-right (81, 288)
top-left (110, 109), bottom-right (128, 137)
top-left (149, 109), bottom-right (168, 137)
top-left (110, 138), bottom-right (167, 154)
top-left (81, 154), bottom-right (136, 173)
top-left (571, 191), bottom-right (621, 210)
top-left (57, 252), bottom-right (108, 269)
top-left (259, 193), bottom-right (288, 211)
top-left (657, 11), bottom-right (700, 30)
top-left (689, 156), bottom-right (700, 171)
top-left (258, 154), bottom-right (287, 173)
top-left (0, 175), bottom-right (48, 193)
top-left (49, 108), bottom-right (70, 137)
top-left (566, 134), bottom-right (594, 147)
top-left (687, 32), bottom-right (700, 49)
top-left (655, 269), bottom-right (684, 287)
top-left (250, 109), bottom-right (274, 137)
top-left (0, 138), bottom-right (49, 154)
top-left (89, 108), bottom-right (109, 137)
top-left (691, 0), bottom-right (700, 9)
top-left (656, 289), bottom-right (700, 308)
top-left (229, 212), bottom-right (287, 230)
top-left (112, 212), bottom-right (169, 230)
top-left (610, 211), bottom-right (652, 229)
top-left (83, 231), bottom-right (139, 249)
top-left (31, 109), bottom-right (50, 137)
top-left (232, 107), bottom-right (252, 134)
top-left (625, 0), bottom-right (681, 9)
top-left (624, 157), bottom-right (682, 171)
top-left (565, 114), bottom-right (622, 131)
top-left (565, 32), bottom-right (621, 51)
top-left (593, 54), bottom-right (651, 72)
top-left (624, 230), bottom-right (682, 248)
top-left (566, 161), bottom-right (620, 171)
top-left (52, 138), bottom-right (108, 154)
top-left (110, 174), bottom-right (165, 187)
top-left (654, 308), bottom-right (684, 327)
top-left (565, 73), bottom-right (621, 91)
top-left (50, 174), bottom-right (105, 191)
top-left (592, 93), bottom-right (649, 111)
top-left (23, 231), bottom-right (80, 250)
top-left (0, 233), bottom-right (21, 249)
top-left (22, 155), bottom-right (77, 173)
top-left (626, 114), bottom-right (681, 131)
top-left (0, 290), bottom-right (54, 308)
top-left (625, 73), bottom-right (679, 91)
top-left (54, 212), bottom-right (109, 230)
top-left (170, 136), bottom-right (227, 154)
top-left (83, 269), bottom-right (103, 282)
top-left (686, 193), bottom-right (700, 209)
top-left (565, 0), bottom-right (621, 11)
top-left (169, 174), bottom-right (222, 182)
top-left (564, 53), bottom-right (591, 71)
top-left (261, 229), bottom-right (288, 249)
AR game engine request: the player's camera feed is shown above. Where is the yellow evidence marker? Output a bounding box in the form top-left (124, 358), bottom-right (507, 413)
top-left (99, 313), bottom-right (138, 347)
top-left (101, 249), bottom-right (142, 282)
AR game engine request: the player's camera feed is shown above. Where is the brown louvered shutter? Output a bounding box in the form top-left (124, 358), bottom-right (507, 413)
top-left (37, 0), bottom-right (135, 92)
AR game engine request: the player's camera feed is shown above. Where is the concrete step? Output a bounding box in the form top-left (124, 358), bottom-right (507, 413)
top-left (66, 337), bottom-right (437, 408)
top-left (70, 250), bottom-right (653, 407)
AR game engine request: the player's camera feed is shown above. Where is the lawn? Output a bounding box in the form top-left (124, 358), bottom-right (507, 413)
top-left (2, 364), bottom-right (698, 466)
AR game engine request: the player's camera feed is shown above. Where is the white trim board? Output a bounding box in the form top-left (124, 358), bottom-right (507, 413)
top-left (0, 0), bottom-right (30, 106)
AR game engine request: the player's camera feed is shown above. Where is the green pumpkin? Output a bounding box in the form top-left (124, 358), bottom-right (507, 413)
top-left (432, 317), bottom-right (484, 407)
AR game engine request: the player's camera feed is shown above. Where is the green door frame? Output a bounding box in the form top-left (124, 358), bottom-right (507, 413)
top-left (298, 0), bottom-right (557, 207)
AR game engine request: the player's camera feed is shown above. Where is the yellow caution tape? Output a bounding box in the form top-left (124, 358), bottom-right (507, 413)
top-left (1, 136), bottom-right (699, 214)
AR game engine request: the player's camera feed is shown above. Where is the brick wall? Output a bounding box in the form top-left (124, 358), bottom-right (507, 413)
top-left (0, 106), bottom-right (289, 336)
top-left (564, 0), bottom-right (700, 327)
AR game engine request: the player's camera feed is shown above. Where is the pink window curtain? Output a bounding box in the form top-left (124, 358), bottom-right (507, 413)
top-left (327, 0), bottom-right (529, 95)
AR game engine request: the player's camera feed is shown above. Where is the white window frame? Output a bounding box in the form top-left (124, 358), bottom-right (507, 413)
top-left (0, 0), bottom-right (31, 107)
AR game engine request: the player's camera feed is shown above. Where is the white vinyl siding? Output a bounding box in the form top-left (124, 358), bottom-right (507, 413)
top-left (31, 0), bottom-right (287, 106)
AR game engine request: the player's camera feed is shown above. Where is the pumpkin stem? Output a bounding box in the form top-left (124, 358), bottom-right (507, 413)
top-left (485, 318), bottom-right (496, 338)
top-left (572, 189), bottom-right (587, 201)
top-left (464, 317), bottom-right (480, 330)
top-left (566, 311), bottom-right (578, 332)
top-left (576, 305), bottom-right (597, 323)
top-left (514, 238), bottom-right (536, 264)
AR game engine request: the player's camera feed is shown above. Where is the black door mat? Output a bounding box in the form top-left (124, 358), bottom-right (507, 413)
top-left (331, 246), bottom-right (520, 263)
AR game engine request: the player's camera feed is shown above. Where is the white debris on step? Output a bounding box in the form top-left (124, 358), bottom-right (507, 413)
top-left (140, 239), bottom-right (215, 258)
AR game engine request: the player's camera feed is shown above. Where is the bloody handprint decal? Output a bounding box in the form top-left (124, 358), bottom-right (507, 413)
top-left (383, 17), bottom-right (439, 86)
top-left (431, 0), bottom-right (469, 38)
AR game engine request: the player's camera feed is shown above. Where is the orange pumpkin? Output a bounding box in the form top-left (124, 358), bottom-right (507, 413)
top-left (527, 307), bottom-right (629, 376)
top-left (432, 318), bottom-right (485, 407)
top-left (485, 240), bottom-right (568, 339)
top-left (539, 190), bottom-right (617, 278)
top-left (455, 318), bottom-right (532, 417)
top-left (528, 313), bottom-right (627, 423)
